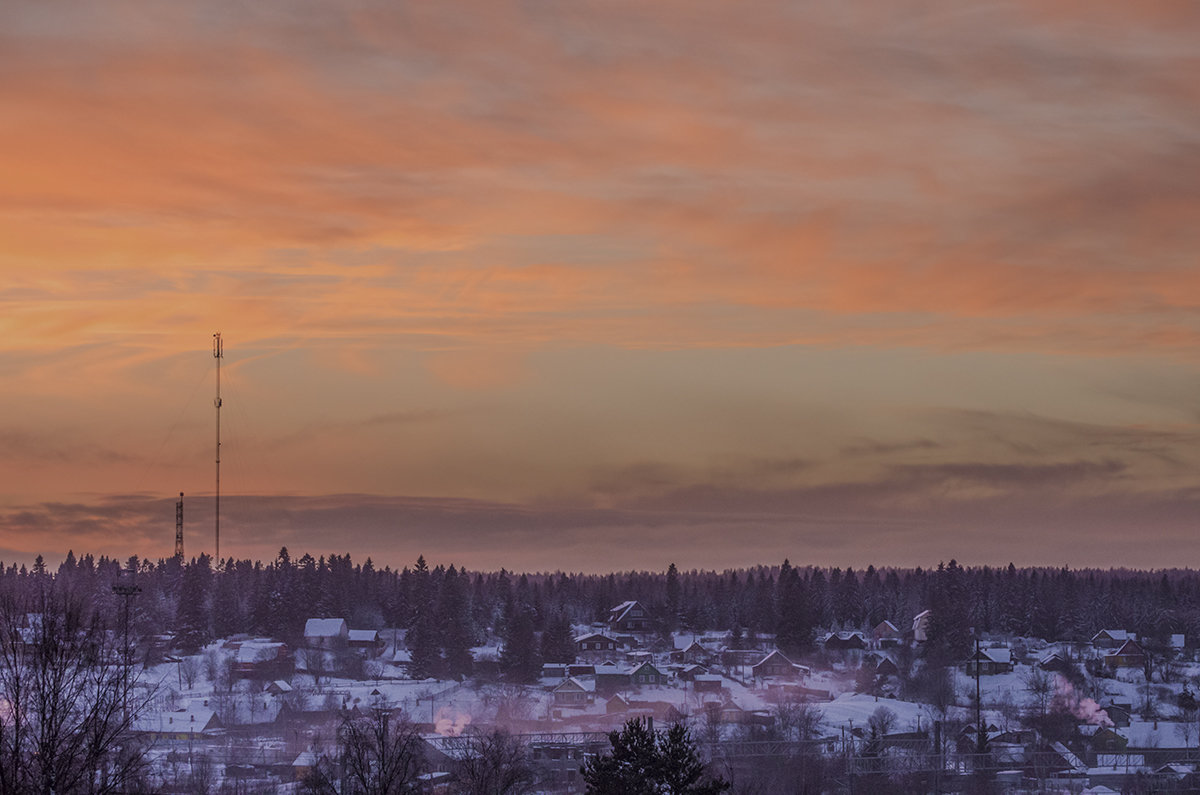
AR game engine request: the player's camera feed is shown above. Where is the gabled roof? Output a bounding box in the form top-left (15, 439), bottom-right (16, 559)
top-left (575, 632), bottom-right (617, 644)
top-left (1107, 639), bottom-right (1146, 658)
top-left (873, 620), bottom-right (899, 635)
top-left (132, 704), bottom-right (222, 735)
top-left (348, 629), bottom-right (378, 643)
top-left (554, 677), bottom-right (595, 693)
top-left (753, 649), bottom-right (794, 668)
top-left (608, 601), bottom-right (644, 623)
top-left (236, 640), bottom-right (286, 663)
top-left (972, 647), bottom-right (1012, 665)
top-left (1091, 629), bottom-right (1130, 642)
top-left (631, 661), bottom-right (663, 676)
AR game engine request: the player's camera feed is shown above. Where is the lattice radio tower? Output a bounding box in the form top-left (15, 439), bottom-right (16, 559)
top-left (213, 332), bottom-right (223, 563)
top-left (175, 492), bottom-right (184, 559)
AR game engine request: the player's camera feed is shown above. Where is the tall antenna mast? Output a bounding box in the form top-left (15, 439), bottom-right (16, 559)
top-left (213, 332), bottom-right (223, 564)
top-left (175, 492), bottom-right (184, 559)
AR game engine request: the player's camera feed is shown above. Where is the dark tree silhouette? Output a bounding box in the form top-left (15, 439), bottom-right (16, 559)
top-left (0, 582), bottom-right (152, 794)
top-left (582, 718), bottom-right (729, 795)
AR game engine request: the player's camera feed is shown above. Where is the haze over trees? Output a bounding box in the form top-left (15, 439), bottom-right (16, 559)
top-left (4, 551), bottom-right (1198, 666)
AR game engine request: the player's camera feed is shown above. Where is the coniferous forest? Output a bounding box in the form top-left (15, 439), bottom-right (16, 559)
top-left (8, 550), bottom-right (1200, 667)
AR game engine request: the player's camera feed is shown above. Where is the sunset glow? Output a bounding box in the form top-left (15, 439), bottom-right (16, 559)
top-left (3, 1), bottom-right (1199, 570)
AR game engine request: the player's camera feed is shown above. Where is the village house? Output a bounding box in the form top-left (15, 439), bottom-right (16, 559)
top-left (964, 647), bottom-right (1014, 676)
top-left (552, 677), bottom-right (596, 708)
top-left (872, 620), bottom-right (902, 648)
top-left (752, 649), bottom-right (803, 680)
top-left (608, 601), bottom-right (653, 633)
top-left (131, 703), bottom-right (224, 741)
top-left (232, 639), bottom-right (292, 680)
top-left (630, 661), bottom-right (667, 687)
top-left (1091, 629), bottom-right (1134, 651)
top-left (1039, 652), bottom-right (1073, 674)
top-left (1103, 640), bottom-right (1147, 671)
top-left (670, 639), bottom-right (712, 665)
top-left (864, 652), bottom-right (899, 677)
top-left (347, 629), bottom-right (384, 658)
top-left (822, 631), bottom-right (869, 652)
top-left (303, 618), bottom-right (349, 649)
top-left (594, 662), bottom-right (633, 694)
top-left (576, 632), bottom-right (619, 656)
top-left (694, 674), bottom-right (724, 693)
top-left (912, 610), bottom-right (932, 643)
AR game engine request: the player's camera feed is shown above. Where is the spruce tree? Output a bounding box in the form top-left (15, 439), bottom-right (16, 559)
top-left (500, 605), bottom-right (540, 683)
top-left (582, 719), bottom-right (730, 795)
top-left (540, 610), bottom-right (577, 664)
top-left (407, 555), bottom-right (442, 678)
top-left (175, 554), bottom-right (213, 653)
top-left (439, 565), bottom-right (475, 679)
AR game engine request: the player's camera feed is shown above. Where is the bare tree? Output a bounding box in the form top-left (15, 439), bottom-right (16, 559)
top-left (0, 583), bottom-right (152, 794)
top-left (773, 698), bottom-right (825, 742)
top-left (179, 655), bottom-right (201, 689)
top-left (1023, 667), bottom-right (1055, 719)
top-left (867, 706), bottom-right (898, 738)
top-left (448, 728), bottom-right (536, 795)
top-left (337, 706), bottom-right (426, 794)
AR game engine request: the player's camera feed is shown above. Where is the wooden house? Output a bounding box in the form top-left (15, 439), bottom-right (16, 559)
top-left (553, 677), bottom-right (595, 707)
top-left (872, 620), bottom-right (902, 648)
top-left (964, 647), bottom-right (1013, 676)
top-left (303, 618), bottom-right (348, 649)
top-left (1090, 629), bottom-right (1133, 650)
top-left (576, 632), bottom-right (619, 656)
top-left (1103, 640), bottom-right (1147, 671)
top-left (752, 649), bottom-right (803, 680)
top-left (608, 601), bottom-right (653, 633)
top-left (631, 661), bottom-right (667, 686)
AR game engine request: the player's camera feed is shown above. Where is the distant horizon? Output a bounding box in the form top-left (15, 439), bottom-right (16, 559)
top-left (9, 533), bottom-right (1200, 579)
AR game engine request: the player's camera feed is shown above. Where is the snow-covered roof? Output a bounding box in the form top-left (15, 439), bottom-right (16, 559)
top-left (132, 703), bottom-right (221, 735)
top-left (1092, 629), bottom-right (1130, 642)
top-left (236, 640), bottom-right (285, 663)
top-left (1123, 720), bottom-right (1193, 749)
top-left (753, 650), bottom-right (792, 667)
top-left (271, 679), bottom-right (293, 692)
top-left (304, 618), bottom-right (348, 638)
top-left (980, 648), bottom-right (1012, 664)
top-left (694, 674), bottom-right (723, 683)
top-left (608, 601), bottom-right (643, 622)
top-left (348, 629), bottom-right (378, 643)
top-left (1106, 639), bottom-right (1145, 658)
top-left (575, 632), bottom-right (615, 643)
top-left (555, 677), bottom-right (596, 693)
top-left (1170, 633), bottom-right (1186, 648)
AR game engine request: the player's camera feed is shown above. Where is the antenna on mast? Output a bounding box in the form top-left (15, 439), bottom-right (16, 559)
top-left (175, 492), bottom-right (184, 559)
top-left (213, 332), bottom-right (223, 564)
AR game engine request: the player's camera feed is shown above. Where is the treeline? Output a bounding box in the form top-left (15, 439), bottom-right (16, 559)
top-left (4, 551), bottom-right (1200, 670)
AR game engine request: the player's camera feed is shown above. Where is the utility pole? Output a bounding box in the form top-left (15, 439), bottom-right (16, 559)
top-left (175, 492), bottom-right (184, 559)
top-left (213, 332), bottom-right (223, 564)
top-left (974, 636), bottom-right (986, 755)
top-left (112, 564), bottom-right (142, 723)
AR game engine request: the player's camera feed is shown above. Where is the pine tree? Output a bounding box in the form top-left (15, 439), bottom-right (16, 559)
top-left (439, 565), bottom-right (475, 679)
top-left (176, 554), bottom-right (213, 652)
top-left (500, 605), bottom-right (540, 683)
top-left (407, 555), bottom-right (442, 679)
top-left (665, 563), bottom-right (681, 634)
top-left (540, 610), bottom-right (577, 664)
top-left (582, 719), bottom-right (730, 795)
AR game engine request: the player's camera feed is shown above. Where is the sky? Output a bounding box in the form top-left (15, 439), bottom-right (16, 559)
top-left (2, 1), bottom-right (1199, 573)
